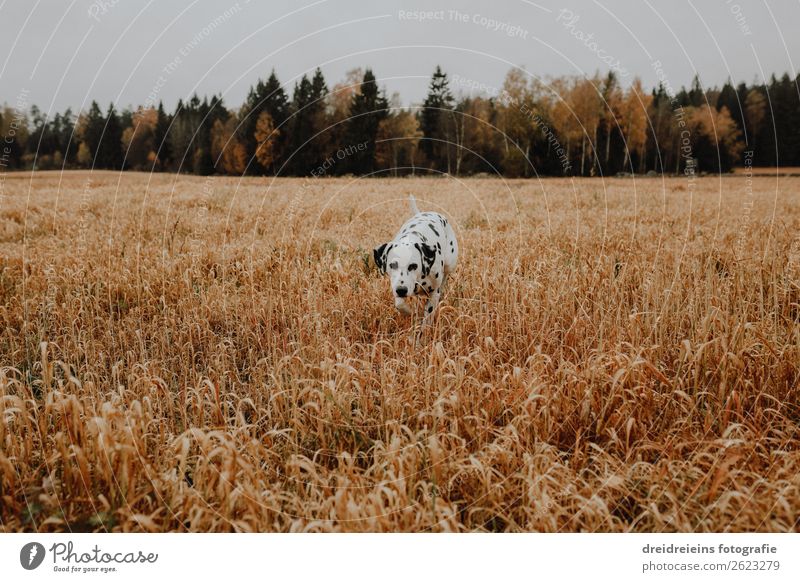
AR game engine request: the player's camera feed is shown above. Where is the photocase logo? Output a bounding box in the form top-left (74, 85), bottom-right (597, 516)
top-left (20, 542), bottom-right (46, 570)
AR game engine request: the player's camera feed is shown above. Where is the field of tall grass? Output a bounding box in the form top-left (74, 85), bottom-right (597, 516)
top-left (1, 170), bottom-right (798, 532)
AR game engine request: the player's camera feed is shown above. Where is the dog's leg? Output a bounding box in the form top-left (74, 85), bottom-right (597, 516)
top-left (395, 296), bottom-right (412, 315)
top-left (439, 272), bottom-right (449, 295)
top-left (422, 288), bottom-right (441, 326)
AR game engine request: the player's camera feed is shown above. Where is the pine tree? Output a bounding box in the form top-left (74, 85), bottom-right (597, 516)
top-left (26, 106), bottom-right (57, 162)
top-left (153, 101), bottom-right (172, 170)
top-left (688, 75), bottom-right (704, 107)
top-left (419, 66), bottom-right (455, 172)
top-left (82, 101), bottom-right (105, 165)
top-left (55, 109), bottom-right (76, 166)
top-left (308, 68), bottom-right (330, 168)
top-left (343, 69), bottom-right (388, 175)
top-left (193, 97), bottom-right (215, 175)
top-left (97, 104), bottom-right (123, 169)
top-left (168, 98), bottom-right (193, 172)
top-left (716, 81), bottom-right (743, 129)
top-left (286, 75), bottom-right (314, 174)
top-left (646, 83), bottom-right (674, 173)
top-left (285, 68), bottom-right (330, 175)
top-left (778, 73), bottom-right (800, 166)
top-left (242, 70), bottom-right (290, 174)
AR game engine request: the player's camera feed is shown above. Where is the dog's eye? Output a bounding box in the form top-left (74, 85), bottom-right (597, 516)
top-left (408, 263), bottom-right (418, 271)
top-left (389, 262), bottom-right (398, 270)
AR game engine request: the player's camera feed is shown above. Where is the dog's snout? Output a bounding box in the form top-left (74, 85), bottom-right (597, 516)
top-left (396, 286), bottom-right (408, 297)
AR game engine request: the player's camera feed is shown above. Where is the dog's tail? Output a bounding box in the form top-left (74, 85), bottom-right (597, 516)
top-left (409, 194), bottom-right (420, 215)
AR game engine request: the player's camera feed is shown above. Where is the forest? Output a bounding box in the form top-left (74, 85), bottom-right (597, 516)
top-left (2, 66), bottom-right (798, 177)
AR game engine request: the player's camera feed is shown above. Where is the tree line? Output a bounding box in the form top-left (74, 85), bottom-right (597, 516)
top-left (1, 66), bottom-right (798, 177)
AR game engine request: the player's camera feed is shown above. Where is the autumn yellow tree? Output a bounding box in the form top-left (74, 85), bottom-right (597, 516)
top-left (327, 68), bottom-right (363, 149)
top-left (72, 113), bottom-right (90, 167)
top-left (687, 104), bottom-right (744, 170)
top-left (375, 109), bottom-right (422, 175)
top-left (744, 89), bottom-right (766, 146)
top-left (495, 68), bottom-right (539, 176)
top-left (459, 97), bottom-right (500, 174)
top-left (618, 77), bottom-right (652, 172)
top-left (253, 111), bottom-right (279, 171)
top-left (210, 115), bottom-right (247, 175)
top-left (569, 77), bottom-right (602, 175)
top-left (600, 72), bottom-right (623, 170)
top-left (546, 77), bottom-right (581, 173)
top-left (76, 142), bottom-right (92, 167)
top-left (496, 69), bottom-right (530, 149)
top-left (121, 107), bottom-right (157, 170)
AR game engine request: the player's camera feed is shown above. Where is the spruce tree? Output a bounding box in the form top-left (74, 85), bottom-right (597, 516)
top-left (56, 109), bottom-right (76, 166)
top-left (168, 99), bottom-right (192, 172)
top-left (193, 97), bottom-right (215, 175)
top-left (688, 75), bottom-right (704, 107)
top-left (99, 104), bottom-right (123, 169)
top-left (242, 70), bottom-right (289, 174)
top-left (717, 81), bottom-right (741, 123)
top-left (343, 68), bottom-right (388, 175)
top-left (287, 74), bottom-right (314, 175)
top-left (286, 68), bottom-right (329, 175)
top-left (83, 101), bottom-right (105, 165)
top-left (419, 66), bottom-right (455, 172)
top-left (308, 68), bottom-right (330, 168)
top-left (153, 101), bottom-right (172, 170)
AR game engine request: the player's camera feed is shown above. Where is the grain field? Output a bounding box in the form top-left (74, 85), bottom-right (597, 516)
top-left (0, 171), bottom-right (798, 532)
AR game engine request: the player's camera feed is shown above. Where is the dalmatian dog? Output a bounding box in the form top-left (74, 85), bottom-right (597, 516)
top-left (373, 195), bottom-right (458, 325)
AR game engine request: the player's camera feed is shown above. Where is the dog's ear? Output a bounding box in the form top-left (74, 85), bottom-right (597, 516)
top-left (416, 242), bottom-right (436, 262)
top-left (415, 242), bottom-right (437, 275)
top-left (373, 243), bottom-right (388, 273)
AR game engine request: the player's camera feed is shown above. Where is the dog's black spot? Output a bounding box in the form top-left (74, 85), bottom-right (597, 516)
top-left (415, 242), bottom-right (437, 277)
top-left (373, 243), bottom-right (389, 273)
top-left (427, 306), bottom-right (433, 313)
top-left (428, 223), bottom-right (440, 237)
top-left (422, 243), bottom-right (437, 260)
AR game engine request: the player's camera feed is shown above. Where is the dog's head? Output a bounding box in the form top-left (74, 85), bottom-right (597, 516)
top-left (374, 241), bottom-right (436, 298)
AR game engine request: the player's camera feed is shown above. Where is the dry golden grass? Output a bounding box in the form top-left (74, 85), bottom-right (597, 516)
top-left (1, 170), bottom-right (798, 532)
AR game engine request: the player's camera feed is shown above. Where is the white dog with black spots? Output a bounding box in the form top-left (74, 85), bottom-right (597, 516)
top-left (373, 195), bottom-right (458, 325)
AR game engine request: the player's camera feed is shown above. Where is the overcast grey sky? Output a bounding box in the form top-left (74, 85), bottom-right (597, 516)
top-left (1, 0), bottom-right (798, 114)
